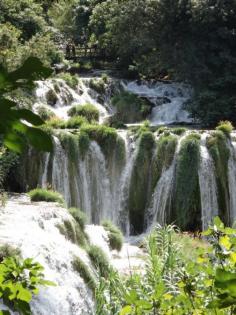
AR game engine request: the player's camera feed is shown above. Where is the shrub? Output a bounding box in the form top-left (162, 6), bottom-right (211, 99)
top-left (36, 105), bottom-right (55, 121)
top-left (111, 91), bottom-right (152, 123)
top-left (57, 72), bottom-right (79, 89)
top-left (216, 120), bottom-right (233, 137)
top-left (68, 104), bottom-right (99, 122)
top-left (28, 188), bottom-right (65, 204)
top-left (72, 256), bottom-right (96, 292)
top-left (102, 221), bottom-right (123, 251)
top-left (69, 207), bottom-right (87, 230)
top-left (87, 245), bottom-right (110, 278)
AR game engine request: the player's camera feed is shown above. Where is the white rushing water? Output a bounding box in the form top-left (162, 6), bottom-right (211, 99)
top-left (0, 195), bottom-right (94, 315)
top-left (198, 133), bottom-right (219, 230)
top-left (123, 80), bottom-right (192, 125)
top-left (228, 138), bottom-right (236, 224)
top-left (35, 78), bottom-right (109, 122)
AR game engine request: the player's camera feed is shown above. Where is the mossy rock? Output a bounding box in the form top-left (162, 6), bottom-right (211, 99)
top-left (172, 134), bottom-right (201, 230)
top-left (46, 89), bottom-right (58, 106)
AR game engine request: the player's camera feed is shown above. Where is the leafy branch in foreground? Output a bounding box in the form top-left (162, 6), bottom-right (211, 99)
top-left (0, 57), bottom-right (53, 152)
top-left (0, 256), bottom-right (55, 315)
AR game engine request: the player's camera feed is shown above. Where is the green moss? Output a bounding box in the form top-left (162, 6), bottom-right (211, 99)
top-left (80, 124), bottom-right (118, 158)
top-left (65, 116), bottom-right (88, 129)
top-left (128, 131), bottom-right (155, 234)
top-left (57, 132), bottom-right (78, 162)
top-left (206, 130), bottom-right (230, 223)
top-left (69, 207), bottom-right (87, 231)
top-left (36, 105), bottom-right (55, 121)
top-left (57, 219), bottom-right (88, 248)
top-left (68, 104), bottom-right (99, 122)
top-left (87, 245), bottom-right (110, 278)
top-left (171, 127), bottom-right (187, 135)
top-left (102, 221), bottom-right (123, 252)
top-left (173, 134), bottom-right (201, 230)
top-left (111, 91), bottom-right (152, 123)
top-left (72, 256), bottom-right (96, 292)
top-left (157, 126), bottom-right (169, 135)
top-left (57, 72), bottom-right (79, 89)
top-left (28, 188), bottom-right (65, 204)
top-left (216, 120), bottom-right (233, 137)
top-left (151, 134), bottom-right (178, 190)
top-left (78, 131), bottom-right (90, 158)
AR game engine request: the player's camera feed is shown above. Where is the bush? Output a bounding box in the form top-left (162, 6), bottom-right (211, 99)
top-left (69, 207), bottom-right (87, 231)
top-left (111, 91), bottom-right (152, 123)
top-left (72, 256), bottom-right (96, 292)
top-left (102, 221), bottom-right (123, 251)
top-left (87, 245), bottom-right (110, 278)
top-left (68, 104), bottom-right (99, 122)
top-left (28, 188), bottom-right (65, 204)
top-left (36, 105), bottom-right (55, 121)
top-left (216, 120), bottom-right (233, 137)
top-left (57, 72), bottom-right (79, 89)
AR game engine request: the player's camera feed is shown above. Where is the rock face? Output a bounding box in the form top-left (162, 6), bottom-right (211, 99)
top-left (0, 195), bottom-right (94, 315)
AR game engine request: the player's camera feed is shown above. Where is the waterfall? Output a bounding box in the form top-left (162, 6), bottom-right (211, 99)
top-left (146, 135), bottom-right (183, 229)
top-left (122, 80), bottom-right (192, 125)
top-left (228, 139), bottom-right (236, 224)
top-left (0, 195), bottom-right (94, 315)
top-left (198, 133), bottom-right (219, 230)
top-left (52, 137), bottom-right (71, 205)
top-left (41, 153), bottom-right (50, 188)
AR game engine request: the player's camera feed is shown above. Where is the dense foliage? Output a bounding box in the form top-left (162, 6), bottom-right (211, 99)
top-left (95, 218), bottom-right (236, 314)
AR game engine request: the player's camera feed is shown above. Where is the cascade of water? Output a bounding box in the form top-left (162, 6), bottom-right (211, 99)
top-left (76, 141), bottom-right (112, 224)
top-left (146, 136), bottom-right (183, 229)
top-left (35, 78), bottom-right (109, 121)
top-left (117, 135), bottom-right (139, 235)
top-left (122, 80), bottom-right (192, 125)
top-left (51, 137), bottom-right (71, 205)
top-left (228, 139), bottom-right (236, 224)
top-left (41, 153), bottom-right (50, 188)
top-left (198, 133), bottom-right (219, 230)
top-left (0, 195), bottom-right (94, 314)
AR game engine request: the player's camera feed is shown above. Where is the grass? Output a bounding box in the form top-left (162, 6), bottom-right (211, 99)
top-left (68, 104), bottom-right (99, 122)
top-left (57, 219), bottom-right (88, 248)
top-left (28, 188), bottom-right (65, 204)
top-left (69, 207), bottom-right (87, 231)
top-left (102, 221), bottom-right (123, 252)
top-left (78, 131), bottom-right (90, 157)
top-left (216, 120), bottom-right (233, 137)
top-left (171, 127), bottom-right (187, 135)
top-left (87, 245), bottom-right (111, 278)
top-left (72, 256), bottom-right (96, 292)
top-left (45, 116), bottom-right (87, 129)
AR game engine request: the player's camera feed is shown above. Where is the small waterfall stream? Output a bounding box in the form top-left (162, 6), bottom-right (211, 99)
top-left (198, 133), bottom-right (219, 230)
top-left (228, 139), bottom-right (236, 224)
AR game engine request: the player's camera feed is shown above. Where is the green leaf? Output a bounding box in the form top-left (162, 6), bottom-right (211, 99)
top-left (214, 217), bottom-right (224, 230)
top-left (4, 132), bottom-right (25, 153)
top-left (16, 109), bottom-right (44, 126)
top-left (0, 311), bottom-right (11, 315)
top-left (17, 288), bottom-right (32, 303)
top-left (26, 127), bottom-right (53, 152)
top-left (120, 305), bottom-right (133, 315)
